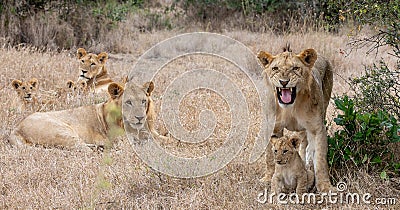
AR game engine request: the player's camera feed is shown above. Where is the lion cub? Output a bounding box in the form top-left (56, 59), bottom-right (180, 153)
top-left (270, 133), bottom-right (314, 195)
top-left (11, 78), bottom-right (39, 112)
top-left (11, 78), bottom-right (58, 112)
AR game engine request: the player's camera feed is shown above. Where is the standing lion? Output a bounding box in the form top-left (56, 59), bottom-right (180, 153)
top-left (257, 46), bottom-right (333, 192)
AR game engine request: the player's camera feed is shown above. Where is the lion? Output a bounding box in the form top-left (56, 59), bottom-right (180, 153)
top-left (270, 132), bottom-right (314, 195)
top-left (9, 82), bottom-right (125, 150)
top-left (257, 45), bottom-right (333, 192)
top-left (76, 48), bottom-right (114, 93)
top-left (11, 78), bottom-right (39, 112)
top-left (122, 81), bottom-right (168, 141)
top-left (11, 78), bottom-right (62, 112)
top-left (64, 79), bottom-right (88, 96)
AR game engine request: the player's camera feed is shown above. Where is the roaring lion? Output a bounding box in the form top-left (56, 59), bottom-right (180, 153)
top-left (11, 78), bottom-right (39, 112)
top-left (9, 83), bottom-right (125, 150)
top-left (76, 48), bottom-right (114, 93)
top-left (257, 46), bottom-right (333, 192)
top-left (270, 132), bottom-right (314, 195)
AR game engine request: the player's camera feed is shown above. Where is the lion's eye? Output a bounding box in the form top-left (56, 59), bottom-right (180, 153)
top-left (81, 60), bottom-right (84, 63)
top-left (22, 87), bottom-right (25, 90)
top-left (272, 67), bottom-right (279, 71)
top-left (274, 150), bottom-right (277, 154)
top-left (30, 87), bottom-right (32, 89)
top-left (125, 100), bottom-right (132, 106)
top-left (283, 150), bottom-right (288, 154)
top-left (293, 67), bottom-right (300, 71)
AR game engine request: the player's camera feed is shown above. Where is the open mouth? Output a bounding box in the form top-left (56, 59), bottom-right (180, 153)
top-left (276, 87), bottom-right (296, 105)
top-left (24, 96), bottom-right (32, 101)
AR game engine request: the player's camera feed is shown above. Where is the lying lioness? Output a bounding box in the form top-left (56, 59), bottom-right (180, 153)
top-left (9, 82), bottom-right (124, 149)
top-left (270, 133), bottom-right (314, 195)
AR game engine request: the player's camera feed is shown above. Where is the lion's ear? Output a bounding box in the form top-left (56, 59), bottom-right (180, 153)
top-left (290, 136), bottom-right (301, 150)
top-left (78, 80), bottom-right (87, 90)
top-left (270, 136), bottom-right (278, 146)
top-left (66, 80), bottom-right (75, 89)
top-left (298, 49), bottom-right (317, 68)
top-left (143, 81), bottom-right (154, 96)
top-left (77, 48), bottom-right (87, 59)
top-left (108, 83), bottom-right (124, 99)
top-left (257, 51), bottom-right (274, 67)
top-left (29, 78), bottom-right (38, 88)
top-left (98, 52), bottom-right (108, 64)
top-left (11, 80), bottom-right (22, 89)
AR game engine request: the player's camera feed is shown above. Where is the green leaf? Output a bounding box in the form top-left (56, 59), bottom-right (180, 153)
top-left (362, 154), bottom-right (368, 163)
top-left (380, 170), bottom-right (388, 180)
top-left (372, 156), bottom-right (382, 164)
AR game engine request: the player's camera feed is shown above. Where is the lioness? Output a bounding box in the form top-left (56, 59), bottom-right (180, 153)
top-left (9, 83), bottom-right (124, 149)
top-left (11, 78), bottom-right (39, 112)
top-left (258, 46), bottom-right (333, 192)
top-left (76, 48), bottom-right (114, 93)
top-left (122, 81), bottom-right (168, 140)
top-left (271, 133), bottom-right (314, 195)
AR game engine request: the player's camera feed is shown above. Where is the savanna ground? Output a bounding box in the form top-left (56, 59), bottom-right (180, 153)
top-left (0, 28), bottom-right (399, 209)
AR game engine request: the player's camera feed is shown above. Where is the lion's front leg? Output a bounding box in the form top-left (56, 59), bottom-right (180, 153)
top-left (295, 173), bottom-right (308, 195)
top-left (298, 131), bottom-right (307, 162)
top-left (306, 128), bottom-right (331, 192)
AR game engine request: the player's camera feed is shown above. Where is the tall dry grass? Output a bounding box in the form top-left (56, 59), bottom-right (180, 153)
top-left (0, 28), bottom-right (399, 209)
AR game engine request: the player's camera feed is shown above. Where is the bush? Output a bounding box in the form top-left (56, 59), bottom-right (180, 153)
top-left (328, 96), bottom-right (400, 178)
top-left (351, 61), bottom-right (400, 120)
top-left (0, 0), bottom-right (144, 50)
top-left (326, 0), bottom-right (400, 179)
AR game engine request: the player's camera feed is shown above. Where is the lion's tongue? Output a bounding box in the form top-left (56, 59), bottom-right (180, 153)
top-left (281, 89), bottom-right (292, 103)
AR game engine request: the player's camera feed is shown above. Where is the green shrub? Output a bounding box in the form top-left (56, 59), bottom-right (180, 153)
top-left (351, 61), bottom-right (400, 120)
top-left (321, 0), bottom-right (400, 32)
top-left (328, 96), bottom-right (400, 178)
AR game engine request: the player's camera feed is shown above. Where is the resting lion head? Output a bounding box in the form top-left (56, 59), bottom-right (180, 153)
top-left (257, 48), bottom-right (317, 107)
top-left (76, 48), bottom-right (108, 82)
top-left (11, 78), bottom-right (39, 103)
top-left (122, 81), bottom-right (155, 131)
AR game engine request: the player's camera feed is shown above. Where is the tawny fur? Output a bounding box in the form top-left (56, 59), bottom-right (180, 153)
top-left (122, 81), bottom-right (169, 141)
top-left (258, 47), bottom-right (333, 192)
top-left (270, 132), bottom-right (314, 195)
top-left (9, 83), bottom-right (125, 150)
top-left (11, 78), bottom-right (39, 112)
top-left (11, 78), bottom-right (56, 112)
top-left (76, 48), bottom-right (114, 93)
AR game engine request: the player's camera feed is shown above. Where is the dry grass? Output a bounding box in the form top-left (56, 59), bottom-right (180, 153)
top-left (0, 29), bottom-right (399, 209)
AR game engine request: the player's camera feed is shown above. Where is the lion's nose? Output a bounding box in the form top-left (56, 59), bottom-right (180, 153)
top-left (27, 93), bottom-right (31, 97)
top-left (135, 116), bottom-right (144, 122)
top-left (82, 70), bottom-right (88, 74)
top-left (279, 80), bottom-right (289, 87)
